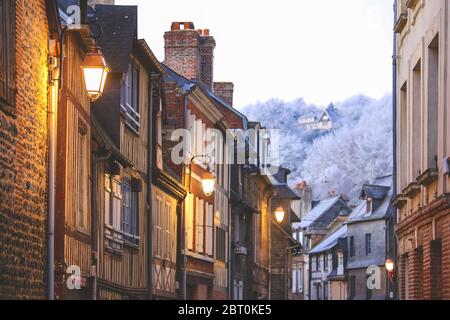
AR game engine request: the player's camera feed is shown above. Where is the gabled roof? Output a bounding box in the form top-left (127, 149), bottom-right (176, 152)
top-left (136, 39), bottom-right (164, 74)
top-left (94, 5), bottom-right (138, 73)
top-left (162, 64), bottom-right (248, 130)
top-left (299, 196), bottom-right (342, 229)
top-left (207, 92), bottom-right (249, 130)
top-left (309, 225), bottom-right (347, 255)
top-left (299, 103), bottom-right (340, 124)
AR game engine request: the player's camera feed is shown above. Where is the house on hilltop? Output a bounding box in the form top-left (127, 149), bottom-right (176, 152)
top-left (298, 103), bottom-right (340, 131)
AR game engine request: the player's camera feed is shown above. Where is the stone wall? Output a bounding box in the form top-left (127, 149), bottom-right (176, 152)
top-left (0, 0), bottom-right (49, 299)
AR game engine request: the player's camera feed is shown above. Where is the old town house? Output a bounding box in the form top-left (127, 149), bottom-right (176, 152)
top-left (162, 22), bottom-right (235, 300)
top-left (394, 0), bottom-right (450, 300)
top-left (91, 4), bottom-right (160, 299)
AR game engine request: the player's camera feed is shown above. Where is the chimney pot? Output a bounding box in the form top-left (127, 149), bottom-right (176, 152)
top-left (197, 29), bottom-right (203, 35)
top-left (203, 29), bottom-right (210, 36)
top-left (171, 22), bottom-right (180, 31)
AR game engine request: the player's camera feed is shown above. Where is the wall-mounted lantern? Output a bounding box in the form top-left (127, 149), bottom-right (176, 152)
top-left (82, 46), bottom-right (109, 101)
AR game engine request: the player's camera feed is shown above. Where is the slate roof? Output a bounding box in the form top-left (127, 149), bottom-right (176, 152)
top-left (93, 5), bottom-right (138, 73)
top-left (299, 196), bottom-right (341, 229)
top-left (267, 167), bottom-right (300, 200)
top-left (325, 103), bottom-right (340, 122)
top-left (309, 225), bottom-right (347, 254)
top-left (349, 175), bottom-right (394, 224)
top-left (360, 184), bottom-right (390, 200)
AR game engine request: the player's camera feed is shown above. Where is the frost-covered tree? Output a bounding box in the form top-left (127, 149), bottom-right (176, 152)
top-left (241, 94), bottom-right (393, 202)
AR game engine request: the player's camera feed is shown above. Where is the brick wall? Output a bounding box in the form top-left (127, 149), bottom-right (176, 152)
top-left (397, 198), bottom-right (450, 300)
top-left (213, 82), bottom-right (234, 107)
top-left (0, 0), bottom-right (49, 299)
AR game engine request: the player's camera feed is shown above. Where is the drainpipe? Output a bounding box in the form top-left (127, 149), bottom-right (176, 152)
top-left (182, 94), bottom-right (189, 300)
top-left (147, 73), bottom-right (156, 300)
top-left (391, 0), bottom-right (399, 300)
top-left (48, 58), bottom-right (59, 301)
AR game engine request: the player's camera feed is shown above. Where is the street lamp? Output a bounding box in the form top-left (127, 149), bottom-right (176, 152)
top-left (82, 46), bottom-right (109, 101)
top-left (201, 167), bottom-right (215, 197)
top-left (385, 259), bottom-right (395, 273)
top-left (189, 155), bottom-right (216, 197)
top-left (275, 207), bottom-right (285, 224)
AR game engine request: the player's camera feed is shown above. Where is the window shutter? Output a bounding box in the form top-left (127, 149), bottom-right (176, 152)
top-left (292, 268), bottom-right (297, 293)
top-left (196, 199), bottom-right (204, 254)
top-left (0, 0), bottom-right (16, 106)
top-left (205, 203), bottom-right (213, 256)
top-left (186, 194), bottom-right (194, 251)
top-left (7, 0), bottom-right (16, 105)
top-left (0, 1), bottom-right (7, 101)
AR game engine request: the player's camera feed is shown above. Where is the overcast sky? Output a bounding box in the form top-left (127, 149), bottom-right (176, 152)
top-left (116, 0), bottom-right (394, 108)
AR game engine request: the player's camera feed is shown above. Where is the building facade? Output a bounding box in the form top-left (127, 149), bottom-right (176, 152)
top-left (0, 0), bottom-right (58, 299)
top-left (91, 4), bottom-right (161, 300)
top-left (394, 0), bottom-right (450, 300)
top-left (162, 22), bottom-right (235, 300)
top-left (346, 175), bottom-right (394, 300)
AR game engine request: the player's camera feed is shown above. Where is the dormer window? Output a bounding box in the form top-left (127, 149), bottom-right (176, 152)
top-left (366, 198), bottom-right (373, 214)
top-left (120, 63), bottom-right (140, 133)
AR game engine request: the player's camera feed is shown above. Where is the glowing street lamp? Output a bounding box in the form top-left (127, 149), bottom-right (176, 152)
top-left (82, 46), bottom-right (109, 101)
top-left (201, 167), bottom-right (215, 197)
top-left (385, 259), bottom-right (395, 273)
top-left (275, 207), bottom-right (285, 223)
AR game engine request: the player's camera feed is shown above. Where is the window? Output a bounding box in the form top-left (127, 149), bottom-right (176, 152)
top-left (155, 195), bottom-right (162, 257)
top-left (216, 227), bottom-right (226, 262)
top-left (366, 198), bottom-right (373, 214)
top-left (404, 255), bottom-right (410, 300)
top-left (349, 276), bottom-right (356, 300)
top-left (122, 180), bottom-right (139, 246)
top-left (120, 63), bottom-right (140, 133)
top-left (365, 234), bottom-right (372, 256)
top-left (312, 257), bottom-right (317, 271)
top-left (292, 264), bottom-right (303, 294)
top-left (366, 275), bottom-right (373, 300)
top-left (233, 281), bottom-right (244, 300)
top-left (324, 283), bottom-right (328, 300)
top-left (104, 174), bottom-right (124, 252)
top-left (411, 61), bottom-right (422, 179)
top-left (350, 236), bottom-right (355, 257)
top-left (153, 195), bottom-right (175, 260)
top-left (427, 34), bottom-right (439, 169)
top-left (76, 125), bottom-right (88, 231)
top-left (399, 82), bottom-right (408, 191)
top-left (0, 0), bottom-right (16, 109)
top-left (316, 256), bottom-right (320, 271)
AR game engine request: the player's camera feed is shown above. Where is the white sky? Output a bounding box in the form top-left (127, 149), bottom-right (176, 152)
top-left (116, 0), bottom-right (394, 108)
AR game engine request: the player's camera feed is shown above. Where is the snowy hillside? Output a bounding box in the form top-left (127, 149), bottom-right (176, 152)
top-left (241, 95), bottom-right (393, 201)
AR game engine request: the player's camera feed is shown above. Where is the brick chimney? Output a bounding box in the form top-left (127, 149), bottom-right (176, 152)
top-left (199, 30), bottom-right (216, 91)
top-left (213, 82), bottom-right (234, 106)
top-left (164, 22), bottom-right (216, 91)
